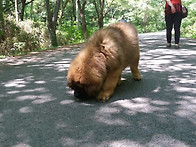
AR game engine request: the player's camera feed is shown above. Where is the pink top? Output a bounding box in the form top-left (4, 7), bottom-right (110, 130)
top-left (165, 0), bottom-right (182, 15)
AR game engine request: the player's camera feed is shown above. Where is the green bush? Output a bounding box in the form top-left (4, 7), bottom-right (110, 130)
top-left (0, 16), bottom-right (46, 56)
top-left (56, 30), bottom-right (68, 46)
top-left (181, 1), bottom-right (196, 39)
top-left (59, 22), bottom-right (84, 44)
top-left (0, 16), bottom-right (69, 56)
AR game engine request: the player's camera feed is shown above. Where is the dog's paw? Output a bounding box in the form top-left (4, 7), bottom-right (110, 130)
top-left (96, 94), bottom-right (110, 103)
top-left (133, 76), bottom-right (141, 81)
top-left (133, 74), bottom-right (141, 81)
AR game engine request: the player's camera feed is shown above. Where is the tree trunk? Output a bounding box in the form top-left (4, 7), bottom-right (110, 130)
top-left (30, 0), bottom-right (33, 19)
top-left (15, 0), bottom-right (19, 22)
top-left (77, 0), bottom-right (88, 39)
top-left (53, 0), bottom-right (61, 29)
top-left (21, 0), bottom-right (26, 21)
top-left (45, 0), bottom-right (61, 47)
top-left (76, 0), bottom-right (79, 29)
top-left (93, 0), bottom-right (105, 29)
top-left (58, 0), bottom-right (70, 26)
top-left (98, 15), bottom-right (104, 29)
top-left (0, 1), bottom-right (5, 42)
top-left (48, 23), bottom-right (57, 47)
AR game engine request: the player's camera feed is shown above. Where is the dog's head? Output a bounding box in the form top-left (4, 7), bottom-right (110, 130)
top-left (67, 50), bottom-right (107, 100)
top-left (68, 80), bottom-right (101, 99)
top-left (67, 66), bottom-right (105, 99)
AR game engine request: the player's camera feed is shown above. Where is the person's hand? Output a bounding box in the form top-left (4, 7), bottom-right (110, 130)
top-left (171, 5), bottom-right (176, 13)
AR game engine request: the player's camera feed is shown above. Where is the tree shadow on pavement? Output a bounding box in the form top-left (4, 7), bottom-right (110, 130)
top-left (0, 33), bottom-right (195, 147)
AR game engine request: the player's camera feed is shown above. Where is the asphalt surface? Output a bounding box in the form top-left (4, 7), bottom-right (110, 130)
top-left (0, 31), bottom-right (196, 147)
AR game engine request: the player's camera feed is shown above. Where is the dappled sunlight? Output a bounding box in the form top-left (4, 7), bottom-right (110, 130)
top-left (169, 63), bottom-right (195, 71)
top-left (26, 59), bottom-right (71, 72)
top-left (9, 93), bottom-right (56, 104)
top-left (140, 48), bottom-right (196, 72)
top-left (32, 94), bottom-right (56, 104)
top-left (0, 46), bottom-right (78, 66)
top-left (14, 95), bottom-right (36, 101)
top-left (34, 80), bottom-right (46, 84)
top-left (94, 97), bottom-right (171, 125)
top-left (139, 31), bottom-right (196, 77)
top-left (95, 106), bottom-right (128, 125)
top-left (59, 137), bottom-right (81, 146)
top-left (147, 134), bottom-right (189, 146)
top-left (152, 86), bottom-right (161, 93)
top-left (60, 99), bottom-right (75, 105)
top-left (19, 107), bottom-right (33, 113)
top-left (175, 101), bottom-right (196, 119)
top-left (168, 73), bottom-right (196, 85)
top-left (97, 134), bottom-right (189, 146)
top-left (12, 143), bottom-right (31, 147)
top-left (5, 88), bottom-right (48, 100)
top-left (173, 86), bottom-right (196, 94)
top-left (3, 78), bottom-right (31, 88)
top-left (151, 100), bottom-right (170, 106)
top-left (7, 90), bottom-right (20, 95)
top-left (0, 35), bottom-right (195, 146)
top-left (112, 98), bottom-right (168, 114)
top-left (65, 87), bottom-right (74, 95)
top-left (98, 139), bottom-right (142, 146)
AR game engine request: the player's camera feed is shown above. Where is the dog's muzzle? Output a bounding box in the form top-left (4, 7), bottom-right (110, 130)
top-left (74, 89), bottom-right (88, 99)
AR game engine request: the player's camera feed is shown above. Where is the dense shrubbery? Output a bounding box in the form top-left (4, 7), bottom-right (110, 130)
top-left (59, 22), bottom-right (84, 44)
top-left (0, 16), bottom-right (47, 56)
top-left (181, 1), bottom-right (196, 39)
top-left (0, 16), bottom-right (68, 56)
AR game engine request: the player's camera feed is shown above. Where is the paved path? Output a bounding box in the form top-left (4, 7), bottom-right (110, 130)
top-left (0, 32), bottom-right (196, 147)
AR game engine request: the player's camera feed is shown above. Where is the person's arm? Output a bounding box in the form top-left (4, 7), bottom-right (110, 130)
top-left (165, 0), bottom-right (176, 13)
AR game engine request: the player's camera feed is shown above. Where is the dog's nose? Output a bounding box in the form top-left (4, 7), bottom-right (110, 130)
top-left (74, 90), bottom-right (87, 99)
top-left (74, 90), bottom-right (81, 98)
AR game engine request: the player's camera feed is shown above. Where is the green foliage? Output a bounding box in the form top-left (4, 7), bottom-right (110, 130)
top-left (0, 16), bottom-right (47, 56)
top-left (59, 22), bottom-right (84, 44)
top-left (0, 15), bottom-right (70, 56)
top-left (181, 0), bottom-right (196, 39)
top-left (0, 0), bottom-right (195, 57)
top-left (105, 0), bottom-right (166, 33)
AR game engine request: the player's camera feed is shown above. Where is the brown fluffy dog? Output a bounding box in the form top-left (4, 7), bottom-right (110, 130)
top-left (67, 22), bottom-right (141, 102)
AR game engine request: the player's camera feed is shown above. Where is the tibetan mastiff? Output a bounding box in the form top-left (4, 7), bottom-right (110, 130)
top-left (67, 22), bottom-right (141, 102)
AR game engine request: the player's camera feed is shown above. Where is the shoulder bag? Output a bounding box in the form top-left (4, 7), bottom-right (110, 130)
top-left (182, 5), bottom-right (188, 18)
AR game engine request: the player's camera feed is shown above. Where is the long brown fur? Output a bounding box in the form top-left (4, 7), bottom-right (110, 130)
top-left (67, 22), bottom-right (141, 102)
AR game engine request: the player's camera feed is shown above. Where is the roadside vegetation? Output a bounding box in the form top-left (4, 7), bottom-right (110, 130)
top-left (0, 0), bottom-right (195, 58)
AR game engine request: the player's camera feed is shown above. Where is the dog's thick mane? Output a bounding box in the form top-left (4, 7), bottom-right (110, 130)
top-left (85, 27), bottom-right (125, 70)
top-left (87, 26), bottom-right (125, 48)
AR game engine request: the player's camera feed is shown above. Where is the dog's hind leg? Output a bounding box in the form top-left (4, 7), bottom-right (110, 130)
top-left (130, 66), bottom-right (141, 81)
top-left (130, 58), bottom-right (141, 81)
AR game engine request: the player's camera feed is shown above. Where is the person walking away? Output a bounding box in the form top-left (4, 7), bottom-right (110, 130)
top-left (119, 16), bottom-right (127, 22)
top-left (165, 0), bottom-right (182, 49)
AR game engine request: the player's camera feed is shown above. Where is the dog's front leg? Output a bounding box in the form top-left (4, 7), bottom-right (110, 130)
top-left (97, 71), bottom-right (121, 102)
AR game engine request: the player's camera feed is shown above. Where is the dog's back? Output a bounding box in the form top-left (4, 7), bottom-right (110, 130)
top-left (109, 22), bottom-right (140, 64)
top-left (87, 22), bottom-right (140, 70)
